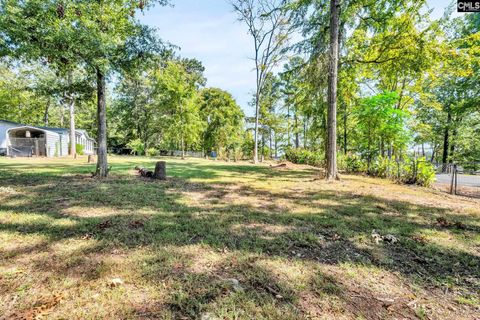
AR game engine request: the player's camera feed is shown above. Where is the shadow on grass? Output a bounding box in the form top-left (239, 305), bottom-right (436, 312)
top-left (0, 159), bottom-right (478, 318)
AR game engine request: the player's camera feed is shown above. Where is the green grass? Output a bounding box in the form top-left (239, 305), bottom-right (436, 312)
top-left (0, 155), bottom-right (479, 319)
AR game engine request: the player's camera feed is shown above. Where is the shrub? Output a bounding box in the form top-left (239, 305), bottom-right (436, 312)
top-left (338, 153), bottom-right (365, 173)
top-left (370, 156), bottom-right (397, 178)
top-left (127, 139), bottom-right (145, 156)
top-left (75, 143), bottom-right (84, 155)
top-left (146, 148), bottom-right (158, 157)
top-left (285, 148), bottom-right (323, 167)
top-left (416, 159), bottom-right (436, 187)
top-left (340, 153), bottom-right (435, 187)
top-left (399, 157), bottom-right (435, 187)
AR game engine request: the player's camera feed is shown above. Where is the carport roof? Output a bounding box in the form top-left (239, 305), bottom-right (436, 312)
top-left (7, 125), bottom-right (58, 135)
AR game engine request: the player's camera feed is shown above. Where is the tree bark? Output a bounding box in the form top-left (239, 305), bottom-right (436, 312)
top-left (261, 132), bottom-right (265, 162)
top-left (449, 126), bottom-right (457, 163)
top-left (181, 137), bottom-right (185, 159)
top-left (303, 117), bottom-right (307, 148)
top-left (287, 103), bottom-right (291, 148)
top-left (67, 71), bottom-right (76, 158)
top-left (343, 102), bottom-right (347, 154)
top-left (253, 92), bottom-right (260, 163)
top-left (69, 97), bottom-right (76, 157)
top-left (60, 106), bottom-right (64, 127)
top-left (441, 109), bottom-right (451, 169)
top-left (326, 0), bottom-right (340, 180)
top-left (430, 144), bottom-right (437, 163)
top-left (294, 111), bottom-right (299, 148)
top-left (95, 68), bottom-right (108, 178)
top-left (269, 128), bottom-right (273, 158)
top-left (274, 131), bottom-right (278, 158)
top-left (44, 101), bottom-right (50, 127)
top-left (154, 161), bottom-right (167, 180)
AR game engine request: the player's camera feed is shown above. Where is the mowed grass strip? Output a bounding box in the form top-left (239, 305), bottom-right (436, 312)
top-left (0, 156), bottom-right (479, 319)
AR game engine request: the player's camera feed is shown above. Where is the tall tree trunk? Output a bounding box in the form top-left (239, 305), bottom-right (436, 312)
top-left (430, 144), bottom-right (437, 163)
top-left (294, 111), bottom-right (299, 148)
top-left (274, 131), bottom-right (278, 158)
top-left (253, 95), bottom-right (260, 164)
top-left (261, 133), bottom-right (265, 162)
top-left (449, 125), bottom-right (457, 163)
top-left (303, 117), bottom-right (307, 148)
top-left (60, 106), bottom-right (64, 127)
top-left (44, 101), bottom-right (50, 127)
top-left (95, 68), bottom-right (108, 178)
top-left (343, 102), bottom-right (347, 154)
top-left (269, 128), bottom-right (273, 158)
top-left (326, 0), bottom-right (340, 180)
top-left (181, 137), bottom-right (185, 159)
top-left (441, 109), bottom-right (451, 169)
top-left (287, 103), bottom-right (291, 148)
top-left (69, 98), bottom-right (76, 157)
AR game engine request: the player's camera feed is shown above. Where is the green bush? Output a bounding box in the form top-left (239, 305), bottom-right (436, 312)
top-left (416, 159), bottom-right (436, 187)
top-left (285, 148), bottom-right (323, 167)
top-left (369, 156), bottom-right (397, 178)
top-left (339, 153), bottom-right (435, 187)
top-left (338, 153), bottom-right (365, 173)
top-left (146, 148), bottom-right (159, 157)
top-left (75, 143), bottom-right (84, 155)
top-left (127, 139), bottom-right (145, 156)
top-left (398, 157), bottom-right (435, 187)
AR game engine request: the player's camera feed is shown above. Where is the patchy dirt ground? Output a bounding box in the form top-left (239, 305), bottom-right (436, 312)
top-left (0, 156), bottom-right (479, 319)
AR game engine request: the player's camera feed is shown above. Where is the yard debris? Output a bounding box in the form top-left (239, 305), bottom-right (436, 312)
top-left (135, 163), bottom-right (167, 180)
top-left (270, 163), bottom-right (287, 169)
top-left (16, 294), bottom-right (63, 320)
top-left (436, 217), bottom-right (466, 229)
top-left (371, 230), bottom-right (383, 244)
top-left (330, 233), bottom-right (341, 241)
top-left (376, 297), bottom-right (395, 307)
top-left (225, 278), bottom-right (244, 292)
top-left (108, 278), bottom-right (124, 288)
top-left (81, 233), bottom-right (94, 240)
top-left (200, 312), bottom-right (220, 320)
top-left (383, 234), bottom-right (398, 244)
top-left (134, 166), bottom-right (154, 178)
top-left (371, 230), bottom-right (399, 244)
top-left (411, 235), bottom-right (429, 244)
top-left (97, 219), bottom-right (113, 230)
top-left (129, 219), bottom-right (145, 229)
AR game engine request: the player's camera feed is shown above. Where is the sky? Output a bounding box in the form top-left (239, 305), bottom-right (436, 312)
top-left (140, 0), bottom-right (456, 116)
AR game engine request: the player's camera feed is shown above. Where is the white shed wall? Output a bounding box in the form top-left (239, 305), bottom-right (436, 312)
top-left (59, 133), bottom-right (68, 156)
top-left (0, 122), bottom-right (19, 149)
top-left (45, 131), bottom-right (61, 157)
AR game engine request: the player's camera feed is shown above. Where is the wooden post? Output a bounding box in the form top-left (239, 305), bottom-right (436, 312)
top-left (450, 164), bottom-right (456, 195)
top-left (34, 139), bottom-right (39, 156)
top-left (454, 164), bottom-right (458, 195)
top-left (154, 161), bottom-right (167, 180)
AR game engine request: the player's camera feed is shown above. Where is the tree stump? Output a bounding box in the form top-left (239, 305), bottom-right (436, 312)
top-left (154, 161), bottom-right (166, 180)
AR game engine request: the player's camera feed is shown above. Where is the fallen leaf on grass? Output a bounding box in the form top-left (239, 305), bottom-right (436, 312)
top-left (14, 294), bottom-right (63, 320)
top-left (97, 219), bottom-right (113, 230)
top-left (129, 220), bottom-right (145, 229)
top-left (436, 217), bottom-right (465, 229)
top-left (411, 235), bottom-right (429, 244)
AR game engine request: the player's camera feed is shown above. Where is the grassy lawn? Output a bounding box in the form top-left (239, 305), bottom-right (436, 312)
top-left (0, 156), bottom-right (479, 319)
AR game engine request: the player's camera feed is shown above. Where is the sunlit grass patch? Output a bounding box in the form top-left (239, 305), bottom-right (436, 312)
top-left (0, 156), bottom-right (479, 319)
